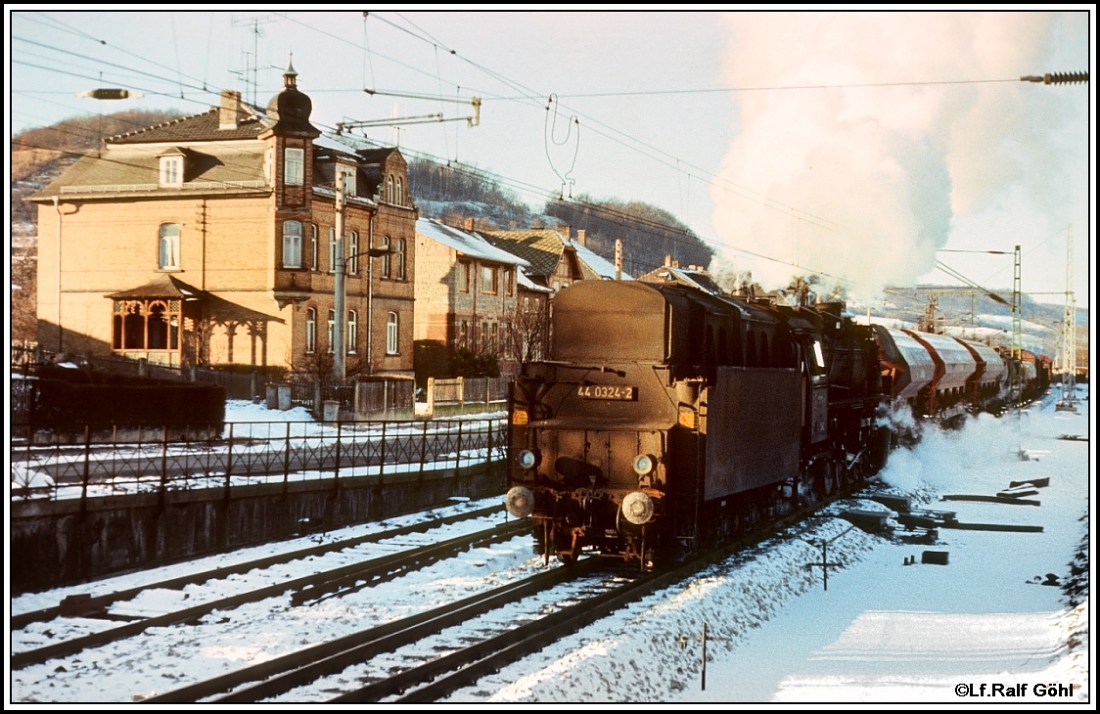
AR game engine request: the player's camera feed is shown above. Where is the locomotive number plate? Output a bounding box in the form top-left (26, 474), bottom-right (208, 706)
top-left (577, 385), bottom-right (637, 401)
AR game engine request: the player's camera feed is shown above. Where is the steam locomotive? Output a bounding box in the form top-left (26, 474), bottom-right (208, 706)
top-left (504, 279), bottom-right (1036, 567)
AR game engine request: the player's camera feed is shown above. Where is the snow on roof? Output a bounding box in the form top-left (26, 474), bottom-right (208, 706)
top-left (518, 267), bottom-right (553, 293)
top-left (568, 238), bottom-right (631, 280)
top-left (417, 218), bottom-right (530, 267)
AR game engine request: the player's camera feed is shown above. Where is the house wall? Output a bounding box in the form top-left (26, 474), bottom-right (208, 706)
top-left (413, 235), bottom-right (457, 343)
top-left (36, 193), bottom-right (287, 364)
top-left (411, 231), bottom-right (520, 369)
top-left (36, 160), bottom-right (417, 375)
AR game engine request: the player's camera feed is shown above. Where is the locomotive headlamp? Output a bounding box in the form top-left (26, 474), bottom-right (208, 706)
top-left (516, 449), bottom-right (539, 470)
top-left (621, 491), bottom-right (655, 525)
top-left (505, 486), bottom-right (536, 518)
top-left (632, 454), bottom-right (655, 476)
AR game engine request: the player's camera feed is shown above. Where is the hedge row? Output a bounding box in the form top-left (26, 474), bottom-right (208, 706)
top-left (31, 377), bottom-right (225, 428)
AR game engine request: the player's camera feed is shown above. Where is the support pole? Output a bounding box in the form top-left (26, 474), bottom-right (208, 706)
top-left (334, 173), bottom-right (347, 381)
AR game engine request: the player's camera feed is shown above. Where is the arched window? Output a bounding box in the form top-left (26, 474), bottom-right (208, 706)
top-left (305, 308), bottom-right (317, 353)
top-left (386, 312), bottom-right (399, 355)
top-left (282, 220), bottom-right (302, 268)
top-left (395, 176), bottom-right (403, 206)
top-left (386, 175), bottom-right (394, 204)
top-left (159, 223), bottom-right (180, 270)
top-left (347, 310), bottom-right (357, 354)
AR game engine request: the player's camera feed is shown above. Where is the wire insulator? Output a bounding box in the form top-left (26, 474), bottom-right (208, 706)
top-left (1020, 72), bottom-right (1089, 85)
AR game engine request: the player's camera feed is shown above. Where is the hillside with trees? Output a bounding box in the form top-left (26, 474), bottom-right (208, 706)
top-left (407, 158), bottom-right (714, 277)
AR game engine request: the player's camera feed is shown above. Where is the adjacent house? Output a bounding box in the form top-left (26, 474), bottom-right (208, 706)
top-left (30, 62), bottom-right (416, 377)
top-left (635, 258), bottom-right (724, 296)
top-left (477, 226), bottom-right (627, 293)
top-left (413, 218), bottom-right (530, 374)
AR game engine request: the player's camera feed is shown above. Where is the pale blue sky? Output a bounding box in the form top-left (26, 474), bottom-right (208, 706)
top-left (7, 8), bottom-right (1094, 304)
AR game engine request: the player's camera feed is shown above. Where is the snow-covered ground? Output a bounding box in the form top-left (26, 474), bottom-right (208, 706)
top-left (448, 388), bottom-right (1092, 704)
top-left (5, 388), bottom-right (1092, 705)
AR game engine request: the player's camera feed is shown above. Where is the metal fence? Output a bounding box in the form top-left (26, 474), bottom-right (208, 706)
top-left (10, 417), bottom-right (508, 503)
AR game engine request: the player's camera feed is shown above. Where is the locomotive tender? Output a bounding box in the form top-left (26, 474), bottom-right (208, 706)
top-left (504, 280), bottom-right (1036, 566)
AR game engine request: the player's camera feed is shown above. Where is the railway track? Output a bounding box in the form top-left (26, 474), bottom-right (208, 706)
top-left (11, 506), bottom-right (521, 669)
top-left (159, 482), bottom-right (878, 703)
top-left (13, 478), bottom-right (885, 703)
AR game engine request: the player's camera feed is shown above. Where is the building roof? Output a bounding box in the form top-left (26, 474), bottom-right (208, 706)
top-left (477, 228), bottom-right (629, 281)
top-left (108, 108), bottom-right (267, 144)
top-left (569, 238), bottom-right (631, 281)
top-left (106, 274), bottom-right (204, 300)
top-left (30, 142), bottom-right (268, 201)
top-left (477, 229), bottom-right (568, 277)
top-left (417, 219), bottom-right (530, 267)
top-left (517, 267), bottom-right (554, 294)
top-left (637, 265), bottom-right (724, 295)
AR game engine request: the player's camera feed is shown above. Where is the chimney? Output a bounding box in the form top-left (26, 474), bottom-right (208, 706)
top-left (577, 229), bottom-right (586, 246)
top-left (219, 90), bottom-right (243, 130)
top-left (556, 224), bottom-right (571, 240)
top-left (464, 217), bottom-right (475, 232)
top-left (664, 255), bottom-right (672, 267)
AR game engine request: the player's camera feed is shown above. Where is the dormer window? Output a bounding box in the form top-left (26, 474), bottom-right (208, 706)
top-left (159, 155), bottom-right (183, 187)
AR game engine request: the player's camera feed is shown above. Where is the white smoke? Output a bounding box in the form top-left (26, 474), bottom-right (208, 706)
top-left (711, 12), bottom-right (1064, 299)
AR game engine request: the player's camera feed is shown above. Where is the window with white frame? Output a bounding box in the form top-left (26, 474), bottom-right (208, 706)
top-left (310, 225), bottom-right (318, 271)
top-left (159, 156), bottom-right (183, 187)
top-left (285, 147), bottom-right (304, 186)
top-left (282, 220), bottom-right (302, 268)
top-left (327, 309), bottom-right (335, 353)
top-left (347, 310), bottom-right (358, 353)
top-left (395, 176), bottom-right (403, 206)
top-left (306, 308), bottom-right (317, 353)
top-left (159, 223), bottom-right (180, 270)
top-left (386, 175), bottom-right (394, 204)
top-left (380, 236), bottom-right (391, 278)
top-left (348, 231), bottom-right (359, 275)
top-left (386, 312), bottom-right (399, 355)
top-left (394, 238), bottom-right (406, 281)
top-left (328, 228), bottom-right (337, 273)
